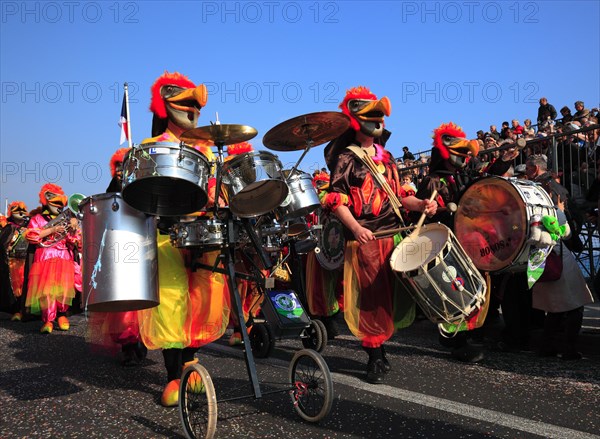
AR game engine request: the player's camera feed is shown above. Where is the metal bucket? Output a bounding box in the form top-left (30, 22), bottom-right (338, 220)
top-left (80, 193), bottom-right (159, 312)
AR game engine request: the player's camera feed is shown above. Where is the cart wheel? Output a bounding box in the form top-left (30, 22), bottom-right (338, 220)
top-left (250, 323), bottom-right (275, 358)
top-left (288, 349), bottom-right (333, 422)
top-left (179, 363), bottom-right (217, 439)
top-left (301, 319), bottom-right (327, 353)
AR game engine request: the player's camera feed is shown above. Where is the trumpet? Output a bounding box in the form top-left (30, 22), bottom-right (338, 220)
top-left (40, 193), bottom-right (86, 248)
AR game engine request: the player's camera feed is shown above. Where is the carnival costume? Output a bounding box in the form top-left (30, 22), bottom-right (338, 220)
top-left (414, 122), bottom-right (514, 362)
top-left (25, 184), bottom-right (80, 333)
top-left (0, 202), bottom-right (30, 318)
top-left (135, 72), bottom-right (230, 406)
top-left (324, 86), bottom-right (436, 383)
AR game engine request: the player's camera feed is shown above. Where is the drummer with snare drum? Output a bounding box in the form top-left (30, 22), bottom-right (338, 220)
top-left (413, 122), bottom-right (519, 362)
top-left (323, 86), bottom-right (436, 384)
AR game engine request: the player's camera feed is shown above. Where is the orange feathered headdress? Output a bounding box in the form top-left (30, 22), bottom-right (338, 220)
top-left (39, 183), bottom-right (66, 206)
top-left (110, 147), bottom-right (130, 177)
top-left (339, 86), bottom-right (379, 131)
top-left (312, 171), bottom-right (330, 190)
top-left (150, 71), bottom-right (197, 119)
top-left (8, 201), bottom-right (28, 213)
top-left (432, 122), bottom-right (467, 160)
top-left (0, 214), bottom-right (7, 228)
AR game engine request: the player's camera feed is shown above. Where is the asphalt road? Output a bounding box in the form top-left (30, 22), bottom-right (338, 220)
top-left (1, 304), bottom-right (599, 439)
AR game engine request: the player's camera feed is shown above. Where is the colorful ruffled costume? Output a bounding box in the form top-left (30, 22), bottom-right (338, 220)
top-left (25, 184), bottom-right (80, 332)
top-left (135, 72), bottom-right (230, 406)
top-left (324, 86), bottom-right (432, 383)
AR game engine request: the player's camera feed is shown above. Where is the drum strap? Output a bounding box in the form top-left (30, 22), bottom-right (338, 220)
top-left (347, 146), bottom-right (405, 226)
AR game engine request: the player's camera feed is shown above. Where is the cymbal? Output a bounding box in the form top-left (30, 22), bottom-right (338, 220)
top-left (181, 124), bottom-right (258, 146)
top-left (263, 111), bottom-right (351, 151)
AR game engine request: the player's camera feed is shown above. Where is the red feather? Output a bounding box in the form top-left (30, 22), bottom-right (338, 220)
top-left (150, 72), bottom-right (197, 119)
top-left (432, 122), bottom-right (466, 160)
top-left (109, 147), bottom-right (130, 177)
top-left (339, 86), bottom-right (378, 131)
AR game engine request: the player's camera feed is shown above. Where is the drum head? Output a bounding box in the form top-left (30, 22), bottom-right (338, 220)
top-left (315, 213), bottom-right (345, 270)
top-left (390, 224), bottom-right (449, 273)
top-left (229, 180), bottom-right (288, 217)
top-left (454, 177), bottom-right (527, 272)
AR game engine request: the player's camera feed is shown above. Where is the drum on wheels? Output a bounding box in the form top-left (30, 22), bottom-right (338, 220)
top-left (454, 177), bottom-right (557, 273)
top-left (122, 142), bottom-right (211, 216)
top-left (80, 193), bottom-right (159, 312)
top-left (389, 223), bottom-right (487, 325)
top-left (220, 151), bottom-right (288, 218)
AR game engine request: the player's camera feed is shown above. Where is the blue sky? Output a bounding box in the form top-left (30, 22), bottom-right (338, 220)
top-left (1, 1), bottom-right (599, 211)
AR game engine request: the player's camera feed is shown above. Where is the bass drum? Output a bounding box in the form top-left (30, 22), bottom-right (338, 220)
top-left (315, 211), bottom-right (345, 270)
top-left (454, 177), bottom-right (556, 273)
top-left (80, 193), bottom-right (159, 312)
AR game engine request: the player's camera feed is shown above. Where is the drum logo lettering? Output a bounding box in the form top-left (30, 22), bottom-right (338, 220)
top-left (480, 239), bottom-right (508, 257)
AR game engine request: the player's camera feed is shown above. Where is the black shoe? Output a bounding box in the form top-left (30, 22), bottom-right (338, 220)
top-left (134, 341), bottom-right (148, 362)
top-left (322, 317), bottom-right (339, 340)
top-left (451, 345), bottom-right (484, 363)
top-left (380, 345), bottom-right (391, 372)
top-left (366, 359), bottom-right (386, 384)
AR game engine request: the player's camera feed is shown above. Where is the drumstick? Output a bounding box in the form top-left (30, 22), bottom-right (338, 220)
top-left (411, 189), bottom-right (438, 237)
top-left (372, 225), bottom-right (415, 238)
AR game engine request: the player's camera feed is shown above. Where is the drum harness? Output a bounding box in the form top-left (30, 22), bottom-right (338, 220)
top-left (347, 145), bottom-right (407, 235)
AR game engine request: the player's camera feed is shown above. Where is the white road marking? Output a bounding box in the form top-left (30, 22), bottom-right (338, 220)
top-left (205, 343), bottom-right (600, 439)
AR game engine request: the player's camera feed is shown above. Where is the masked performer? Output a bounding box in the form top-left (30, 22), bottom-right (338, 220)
top-left (0, 202), bottom-right (30, 320)
top-left (135, 72), bottom-right (230, 406)
top-left (324, 86), bottom-right (437, 383)
top-left (25, 184), bottom-right (81, 333)
top-left (413, 122), bottom-right (518, 361)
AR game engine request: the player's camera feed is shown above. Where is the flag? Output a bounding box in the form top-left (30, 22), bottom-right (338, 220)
top-left (119, 93), bottom-right (128, 145)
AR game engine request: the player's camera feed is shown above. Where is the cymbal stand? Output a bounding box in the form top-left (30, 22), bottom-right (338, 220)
top-left (212, 138), bottom-right (262, 398)
top-left (285, 135), bottom-right (313, 182)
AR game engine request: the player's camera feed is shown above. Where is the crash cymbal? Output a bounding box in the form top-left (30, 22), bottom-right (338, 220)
top-left (263, 111), bottom-right (351, 151)
top-left (181, 124), bottom-right (258, 146)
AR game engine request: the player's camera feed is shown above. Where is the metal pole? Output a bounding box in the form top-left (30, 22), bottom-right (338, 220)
top-left (124, 83), bottom-right (133, 149)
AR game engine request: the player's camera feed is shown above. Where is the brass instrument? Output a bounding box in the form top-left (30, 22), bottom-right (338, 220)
top-left (40, 193), bottom-right (85, 248)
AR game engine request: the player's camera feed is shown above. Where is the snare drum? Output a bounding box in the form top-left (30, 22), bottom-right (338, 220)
top-left (277, 170), bottom-right (320, 222)
top-left (389, 223), bottom-right (487, 325)
top-left (122, 142), bottom-right (211, 216)
top-left (454, 177), bottom-right (556, 273)
top-left (169, 217), bottom-right (226, 249)
top-left (80, 193), bottom-right (159, 312)
top-left (221, 151), bottom-right (288, 217)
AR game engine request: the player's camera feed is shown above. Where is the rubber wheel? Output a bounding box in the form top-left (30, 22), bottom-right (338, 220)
top-left (250, 323), bottom-right (275, 358)
top-left (179, 363), bottom-right (217, 439)
top-left (288, 349), bottom-right (334, 422)
top-left (301, 319), bottom-right (327, 352)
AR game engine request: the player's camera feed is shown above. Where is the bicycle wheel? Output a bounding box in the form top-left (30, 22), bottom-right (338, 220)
top-left (288, 349), bottom-right (333, 422)
top-left (179, 363), bottom-right (218, 439)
